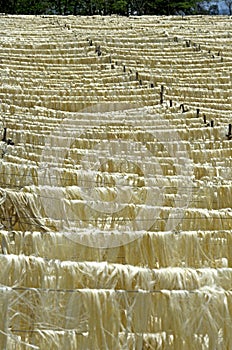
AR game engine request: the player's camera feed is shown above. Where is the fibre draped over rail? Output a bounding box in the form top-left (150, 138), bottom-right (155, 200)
top-left (0, 14), bottom-right (232, 349)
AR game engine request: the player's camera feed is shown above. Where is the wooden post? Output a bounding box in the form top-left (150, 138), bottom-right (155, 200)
top-left (203, 115), bottom-right (207, 124)
top-left (160, 85), bottom-right (164, 104)
top-left (2, 128), bottom-right (6, 142)
top-left (135, 71), bottom-right (139, 80)
top-left (123, 65), bottom-right (126, 73)
top-left (180, 104), bottom-right (186, 113)
top-left (210, 120), bottom-right (214, 127)
top-left (0, 287), bottom-right (10, 350)
top-left (170, 100), bottom-right (172, 107)
top-left (150, 83), bottom-right (154, 88)
top-left (226, 123), bottom-right (232, 139)
top-left (160, 92), bottom-right (163, 104)
top-left (95, 45), bottom-right (101, 56)
top-left (196, 108), bottom-right (200, 117)
top-left (229, 124), bottom-right (232, 135)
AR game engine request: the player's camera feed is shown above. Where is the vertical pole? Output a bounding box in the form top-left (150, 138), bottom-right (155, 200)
top-left (2, 128), bottom-right (7, 142)
top-left (228, 124), bottom-right (232, 136)
top-left (160, 85), bottom-right (164, 104)
top-left (227, 124), bottom-right (232, 139)
top-left (0, 287), bottom-right (10, 350)
top-left (180, 104), bottom-right (185, 113)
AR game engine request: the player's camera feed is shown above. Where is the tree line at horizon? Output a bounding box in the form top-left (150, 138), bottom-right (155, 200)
top-left (0, 0), bottom-right (228, 16)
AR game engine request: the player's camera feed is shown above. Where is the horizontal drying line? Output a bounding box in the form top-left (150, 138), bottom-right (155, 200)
top-left (1, 216), bottom-right (231, 222)
top-left (11, 329), bottom-right (87, 335)
top-left (9, 286), bottom-right (232, 295)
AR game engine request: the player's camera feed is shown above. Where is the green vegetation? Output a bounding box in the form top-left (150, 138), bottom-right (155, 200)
top-left (0, 0), bottom-right (218, 16)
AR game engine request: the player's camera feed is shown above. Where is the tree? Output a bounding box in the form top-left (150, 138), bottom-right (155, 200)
top-left (15, 0), bottom-right (51, 14)
top-left (113, 0), bottom-right (128, 15)
top-left (225, 0), bottom-right (232, 14)
top-left (129, 0), bottom-right (148, 15)
top-left (208, 4), bottom-right (219, 15)
top-left (145, 0), bottom-right (200, 15)
top-left (0, 0), bottom-right (214, 16)
top-left (0, 0), bottom-right (17, 13)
